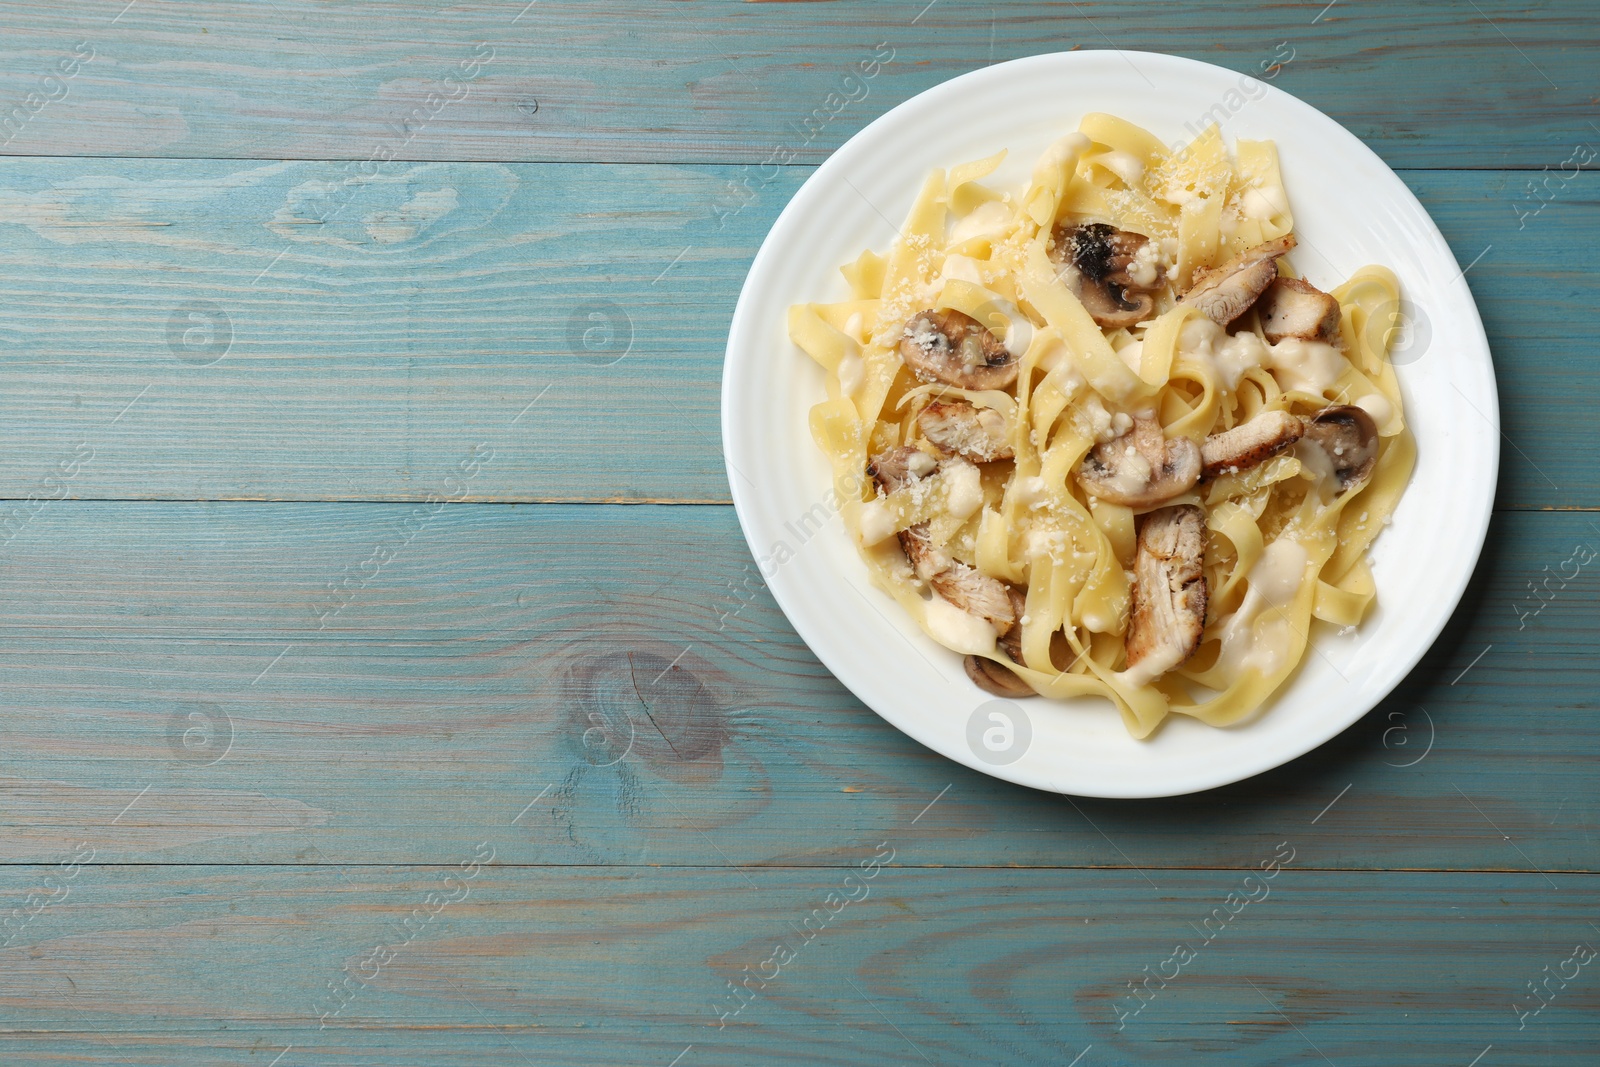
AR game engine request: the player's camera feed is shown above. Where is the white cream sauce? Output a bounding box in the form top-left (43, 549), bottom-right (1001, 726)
top-left (856, 499), bottom-right (897, 546)
top-left (942, 461), bottom-right (984, 519)
top-left (1082, 394), bottom-right (1117, 442)
top-left (837, 349), bottom-right (864, 396)
top-left (984, 296), bottom-right (1034, 358)
top-left (1267, 337), bottom-right (1346, 395)
top-left (1116, 642), bottom-right (1186, 690)
top-left (1127, 241), bottom-right (1161, 288)
top-left (1023, 526), bottom-right (1068, 562)
top-left (1179, 315), bottom-right (1349, 396)
top-left (1013, 475), bottom-right (1050, 510)
top-left (1100, 444), bottom-right (1153, 499)
top-left (1178, 316), bottom-right (1269, 391)
top-left (1355, 391), bottom-right (1394, 427)
top-left (1241, 184), bottom-right (1288, 220)
top-left (1216, 538), bottom-right (1308, 679)
top-left (1080, 604), bottom-right (1118, 634)
top-left (923, 595), bottom-right (997, 654)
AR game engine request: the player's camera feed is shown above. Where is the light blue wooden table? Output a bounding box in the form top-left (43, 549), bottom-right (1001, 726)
top-left (0, 2), bottom-right (1595, 1063)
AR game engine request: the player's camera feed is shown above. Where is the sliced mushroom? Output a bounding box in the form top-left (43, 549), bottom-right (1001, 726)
top-left (1301, 405), bottom-right (1379, 495)
top-left (1178, 234), bottom-right (1297, 326)
top-left (1258, 276), bottom-right (1342, 346)
top-left (965, 654), bottom-right (1034, 697)
top-left (1200, 409), bottom-right (1305, 480)
top-left (964, 587), bottom-right (1033, 697)
top-left (900, 309), bottom-right (1019, 390)
top-left (1124, 504), bottom-right (1209, 685)
top-left (918, 399), bottom-right (1014, 462)
top-left (1075, 412), bottom-right (1201, 508)
top-left (1048, 222), bottom-right (1164, 330)
top-left (1075, 282), bottom-right (1156, 331)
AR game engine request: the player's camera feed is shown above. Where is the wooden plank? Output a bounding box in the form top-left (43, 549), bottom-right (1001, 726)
top-left (0, 156), bottom-right (793, 505)
top-left (0, 161), bottom-right (1592, 508)
top-left (0, 1), bottom-right (1590, 169)
top-left (0, 502), bottom-right (1593, 872)
top-left (0, 864), bottom-right (1593, 1063)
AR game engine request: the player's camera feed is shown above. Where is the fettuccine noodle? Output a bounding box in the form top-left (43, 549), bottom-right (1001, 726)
top-left (789, 116), bottom-right (1415, 738)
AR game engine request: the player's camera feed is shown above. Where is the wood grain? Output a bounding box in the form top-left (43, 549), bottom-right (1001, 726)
top-left (0, 1), bottom-right (1593, 1060)
top-left (0, 161), bottom-right (1592, 508)
top-left (0, 502), bottom-right (1591, 872)
top-left (0, 864), bottom-right (1594, 1064)
top-left (0, 1), bottom-right (1590, 169)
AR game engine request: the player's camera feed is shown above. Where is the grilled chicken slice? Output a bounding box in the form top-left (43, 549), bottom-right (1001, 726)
top-left (1258, 276), bottom-right (1342, 346)
top-left (1301, 405), bottom-right (1379, 495)
top-left (932, 562), bottom-right (1018, 632)
top-left (871, 447), bottom-right (1034, 694)
top-left (868, 446), bottom-right (1019, 624)
top-left (1049, 222), bottom-right (1164, 330)
top-left (900, 309), bottom-right (1020, 390)
top-left (867, 445), bottom-right (938, 493)
top-left (918, 399), bottom-right (1014, 462)
top-left (1076, 412), bottom-right (1202, 508)
top-left (998, 586), bottom-right (1026, 663)
top-left (1201, 409), bottom-right (1305, 480)
top-left (1178, 234), bottom-right (1297, 326)
top-left (867, 446), bottom-right (949, 579)
top-left (1124, 504), bottom-right (1209, 684)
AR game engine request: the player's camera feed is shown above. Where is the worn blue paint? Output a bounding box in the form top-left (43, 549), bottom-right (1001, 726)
top-left (0, 2), bottom-right (1594, 1063)
top-left (0, 161), bottom-right (1591, 508)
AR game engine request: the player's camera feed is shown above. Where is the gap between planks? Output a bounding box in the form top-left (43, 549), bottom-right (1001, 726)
top-left (0, 862), bottom-right (1591, 875)
top-left (0, 153), bottom-right (1586, 173)
top-left (0, 498), bottom-right (1591, 511)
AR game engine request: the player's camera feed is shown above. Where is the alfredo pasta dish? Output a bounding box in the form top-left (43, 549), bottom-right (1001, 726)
top-left (788, 114), bottom-right (1415, 738)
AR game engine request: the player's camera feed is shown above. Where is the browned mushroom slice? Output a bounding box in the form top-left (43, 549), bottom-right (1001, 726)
top-left (900, 309), bottom-right (1019, 390)
top-left (918, 399), bottom-right (1014, 462)
top-left (964, 654), bottom-right (1034, 697)
top-left (1178, 234), bottom-right (1297, 326)
top-left (1124, 504), bottom-right (1209, 685)
top-left (1048, 222), bottom-right (1163, 330)
top-left (1075, 412), bottom-right (1201, 508)
top-left (867, 446), bottom-right (950, 579)
top-left (1074, 281), bottom-right (1157, 331)
top-left (1200, 409), bottom-right (1305, 480)
top-left (963, 586), bottom-right (1033, 696)
top-left (1301, 405), bottom-right (1379, 495)
top-left (1258, 276), bottom-right (1342, 346)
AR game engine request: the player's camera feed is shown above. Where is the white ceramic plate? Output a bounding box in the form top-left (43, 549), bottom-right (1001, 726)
top-left (721, 51), bottom-right (1498, 798)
